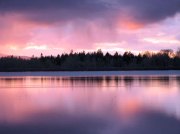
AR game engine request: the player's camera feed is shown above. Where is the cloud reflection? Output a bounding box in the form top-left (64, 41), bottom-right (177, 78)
top-left (0, 76), bottom-right (179, 134)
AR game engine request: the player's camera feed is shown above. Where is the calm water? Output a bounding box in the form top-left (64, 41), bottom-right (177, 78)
top-left (0, 71), bottom-right (180, 134)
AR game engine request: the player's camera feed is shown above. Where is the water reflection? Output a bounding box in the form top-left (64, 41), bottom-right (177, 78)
top-left (0, 76), bottom-right (180, 134)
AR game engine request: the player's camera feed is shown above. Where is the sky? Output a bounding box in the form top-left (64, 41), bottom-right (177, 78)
top-left (0, 0), bottom-right (180, 56)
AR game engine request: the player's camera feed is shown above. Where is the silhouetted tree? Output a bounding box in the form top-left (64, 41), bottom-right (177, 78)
top-left (0, 49), bottom-right (180, 71)
top-left (123, 51), bottom-right (134, 65)
top-left (176, 48), bottom-right (180, 58)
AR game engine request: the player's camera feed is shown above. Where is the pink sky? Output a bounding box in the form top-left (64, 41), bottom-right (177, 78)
top-left (0, 0), bottom-right (180, 56)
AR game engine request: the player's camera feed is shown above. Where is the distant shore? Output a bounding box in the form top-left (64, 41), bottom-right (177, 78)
top-left (0, 67), bottom-right (179, 72)
top-left (1, 49), bottom-right (180, 72)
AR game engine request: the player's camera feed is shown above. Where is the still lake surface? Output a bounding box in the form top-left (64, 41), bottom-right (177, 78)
top-left (0, 71), bottom-right (180, 134)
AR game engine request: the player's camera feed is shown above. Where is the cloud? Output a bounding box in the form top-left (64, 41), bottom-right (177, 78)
top-left (116, 0), bottom-right (180, 24)
top-left (0, 0), bottom-right (180, 24)
top-left (0, 0), bottom-right (180, 56)
top-left (142, 38), bottom-right (180, 44)
top-left (24, 45), bottom-right (48, 50)
top-left (0, 0), bottom-right (108, 24)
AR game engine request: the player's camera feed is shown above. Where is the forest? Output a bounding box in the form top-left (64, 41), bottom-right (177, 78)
top-left (0, 49), bottom-right (180, 71)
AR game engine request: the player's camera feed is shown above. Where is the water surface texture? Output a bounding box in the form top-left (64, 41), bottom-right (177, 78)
top-left (0, 71), bottom-right (180, 134)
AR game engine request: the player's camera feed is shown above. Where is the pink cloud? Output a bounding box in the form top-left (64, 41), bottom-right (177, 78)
top-left (0, 13), bottom-right (180, 56)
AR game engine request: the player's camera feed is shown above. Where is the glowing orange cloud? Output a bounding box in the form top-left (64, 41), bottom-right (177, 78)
top-left (118, 17), bottom-right (144, 30)
top-left (123, 21), bottom-right (143, 30)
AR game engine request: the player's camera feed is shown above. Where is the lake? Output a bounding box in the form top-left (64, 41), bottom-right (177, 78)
top-left (0, 71), bottom-right (180, 134)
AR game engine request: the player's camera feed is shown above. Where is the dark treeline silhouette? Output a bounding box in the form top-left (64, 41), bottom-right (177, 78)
top-left (0, 49), bottom-right (180, 71)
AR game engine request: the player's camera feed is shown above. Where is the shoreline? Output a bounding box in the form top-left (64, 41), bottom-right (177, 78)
top-left (0, 67), bottom-right (180, 72)
top-left (0, 70), bottom-right (180, 77)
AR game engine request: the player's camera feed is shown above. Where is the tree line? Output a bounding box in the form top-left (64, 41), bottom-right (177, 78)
top-left (0, 49), bottom-right (180, 71)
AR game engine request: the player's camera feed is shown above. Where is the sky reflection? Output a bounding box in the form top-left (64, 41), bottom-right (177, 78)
top-left (0, 76), bottom-right (180, 134)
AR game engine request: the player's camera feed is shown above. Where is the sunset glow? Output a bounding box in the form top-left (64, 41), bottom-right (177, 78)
top-left (0, 0), bottom-right (179, 56)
